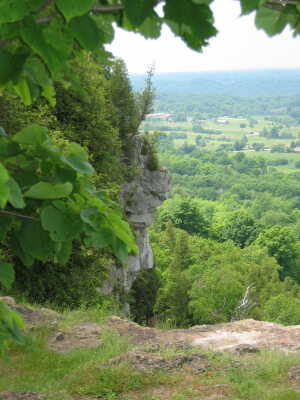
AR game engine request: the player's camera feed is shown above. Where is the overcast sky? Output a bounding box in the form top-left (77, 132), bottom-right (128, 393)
top-left (108, 0), bottom-right (300, 73)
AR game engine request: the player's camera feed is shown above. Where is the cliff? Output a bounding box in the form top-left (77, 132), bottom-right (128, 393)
top-left (101, 136), bottom-right (171, 294)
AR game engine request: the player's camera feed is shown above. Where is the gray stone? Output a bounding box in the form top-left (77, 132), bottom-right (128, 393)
top-left (289, 363), bottom-right (300, 382)
top-left (103, 350), bottom-right (208, 373)
top-left (121, 136), bottom-right (171, 290)
top-left (102, 136), bottom-right (171, 294)
top-left (55, 332), bottom-right (65, 341)
top-left (233, 344), bottom-right (260, 354)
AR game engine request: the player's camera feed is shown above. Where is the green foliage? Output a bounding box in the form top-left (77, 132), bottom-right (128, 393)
top-left (0, 121), bottom-right (137, 354)
top-left (157, 195), bottom-right (209, 236)
top-left (53, 54), bottom-right (123, 185)
top-left (0, 250), bottom-right (24, 358)
top-left (129, 268), bottom-right (160, 325)
top-left (12, 248), bottom-right (113, 309)
top-left (136, 64), bottom-right (155, 124)
top-left (108, 58), bottom-right (139, 143)
top-left (212, 209), bottom-right (262, 248)
top-left (0, 300), bottom-right (25, 359)
top-left (150, 218), bottom-right (299, 326)
top-left (0, 124), bottom-right (137, 266)
top-left (1, 1), bottom-right (297, 107)
top-left (263, 293), bottom-right (300, 325)
top-left (154, 230), bottom-right (191, 327)
top-left (141, 133), bottom-right (160, 171)
top-left (255, 226), bottom-right (300, 282)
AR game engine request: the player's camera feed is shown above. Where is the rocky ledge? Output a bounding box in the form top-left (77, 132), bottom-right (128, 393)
top-left (3, 297), bottom-right (300, 400)
top-left (4, 297), bottom-right (300, 354)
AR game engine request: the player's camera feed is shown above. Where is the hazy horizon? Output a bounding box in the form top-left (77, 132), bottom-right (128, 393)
top-left (130, 67), bottom-right (300, 76)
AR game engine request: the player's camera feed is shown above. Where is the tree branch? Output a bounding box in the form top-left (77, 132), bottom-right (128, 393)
top-left (92, 4), bottom-right (124, 13)
top-left (0, 210), bottom-right (39, 222)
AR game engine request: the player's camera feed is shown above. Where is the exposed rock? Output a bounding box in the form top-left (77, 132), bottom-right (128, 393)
top-left (0, 297), bottom-right (62, 329)
top-left (0, 296), bottom-right (16, 306)
top-left (104, 350), bottom-right (207, 373)
top-left (288, 363), bottom-right (300, 391)
top-left (143, 341), bottom-right (194, 353)
top-left (167, 352), bottom-right (208, 373)
top-left (105, 350), bottom-right (167, 371)
top-left (107, 316), bottom-right (300, 353)
top-left (120, 136), bottom-right (171, 291)
top-left (48, 322), bottom-right (102, 353)
top-left (231, 344), bottom-right (260, 354)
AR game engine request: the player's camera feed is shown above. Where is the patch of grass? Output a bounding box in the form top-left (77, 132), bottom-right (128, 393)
top-left (59, 302), bottom-right (121, 330)
top-left (0, 313), bottom-right (132, 397)
top-left (225, 350), bottom-right (300, 400)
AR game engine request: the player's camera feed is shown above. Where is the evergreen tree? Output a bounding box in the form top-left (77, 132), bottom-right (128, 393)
top-left (137, 63), bottom-right (155, 124)
top-left (108, 58), bottom-right (139, 147)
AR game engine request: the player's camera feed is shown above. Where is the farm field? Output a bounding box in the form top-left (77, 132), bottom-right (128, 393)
top-left (143, 116), bottom-right (300, 173)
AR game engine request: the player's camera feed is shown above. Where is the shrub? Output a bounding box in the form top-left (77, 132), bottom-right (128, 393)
top-left (263, 293), bottom-right (300, 325)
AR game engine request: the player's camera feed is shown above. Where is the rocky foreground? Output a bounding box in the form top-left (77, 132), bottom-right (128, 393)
top-left (2, 297), bottom-right (300, 400)
top-left (4, 296), bottom-right (300, 354)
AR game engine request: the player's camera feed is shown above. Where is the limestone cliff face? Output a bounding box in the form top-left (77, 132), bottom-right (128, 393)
top-left (101, 136), bottom-right (171, 296)
top-left (120, 136), bottom-right (171, 290)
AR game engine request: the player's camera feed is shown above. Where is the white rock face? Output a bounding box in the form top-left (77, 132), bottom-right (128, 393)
top-left (121, 136), bottom-right (171, 290)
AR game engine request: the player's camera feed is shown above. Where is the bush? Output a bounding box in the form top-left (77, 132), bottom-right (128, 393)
top-left (12, 247), bottom-right (113, 309)
top-left (141, 135), bottom-right (160, 171)
top-left (263, 293), bottom-right (300, 325)
top-left (129, 268), bottom-right (160, 325)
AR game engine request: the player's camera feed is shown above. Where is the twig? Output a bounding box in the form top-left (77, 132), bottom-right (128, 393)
top-left (0, 210), bottom-right (39, 222)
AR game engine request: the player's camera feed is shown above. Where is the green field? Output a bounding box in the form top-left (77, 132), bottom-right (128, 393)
top-left (144, 116), bottom-right (300, 173)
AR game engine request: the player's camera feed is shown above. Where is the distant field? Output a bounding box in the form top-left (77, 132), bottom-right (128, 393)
top-left (144, 116), bottom-right (300, 173)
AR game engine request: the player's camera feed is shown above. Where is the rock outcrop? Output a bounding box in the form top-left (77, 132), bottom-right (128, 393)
top-left (121, 136), bottom-right (171, 290)
top-left (0, 296), bottom-right (61, 329)
top-left (104, 350), bottom-right (208, 373)
top-left (102, 136), bottom-right (171, 294)
top-left (106, 316), bottom-right (300, 353)
top-left (5, 297), bottom-right (300, 355)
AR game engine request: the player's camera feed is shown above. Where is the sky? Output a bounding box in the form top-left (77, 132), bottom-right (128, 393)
top-left (108, 0), bottom-right (300, 74)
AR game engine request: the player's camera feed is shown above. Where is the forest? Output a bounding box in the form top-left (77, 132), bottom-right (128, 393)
top-left (126, 69), bottom-right (300, 328)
